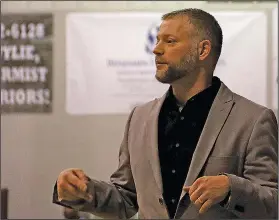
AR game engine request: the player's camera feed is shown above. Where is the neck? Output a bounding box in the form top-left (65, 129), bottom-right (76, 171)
top-left (171, 72), bottom-right (212, 104)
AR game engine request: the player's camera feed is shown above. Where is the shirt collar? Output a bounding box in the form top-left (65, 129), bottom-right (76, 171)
top-left (165, 76), bottom-right (221, 108)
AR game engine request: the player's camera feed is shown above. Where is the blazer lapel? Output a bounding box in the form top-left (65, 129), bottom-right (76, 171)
top-left (179, 83), bottom-right (234, 201)
top-left (145, 95), bottom-right (166, 194)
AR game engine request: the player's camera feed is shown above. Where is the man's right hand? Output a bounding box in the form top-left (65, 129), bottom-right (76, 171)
top-left (57, 168), bottom-right (93, 202)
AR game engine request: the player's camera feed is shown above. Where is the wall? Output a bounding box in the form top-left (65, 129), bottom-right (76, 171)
top-left (1, 1), bottom-right (277, 218)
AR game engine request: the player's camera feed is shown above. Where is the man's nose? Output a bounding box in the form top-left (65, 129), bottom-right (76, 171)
top-left (153, 43), bottom-right (164, 56)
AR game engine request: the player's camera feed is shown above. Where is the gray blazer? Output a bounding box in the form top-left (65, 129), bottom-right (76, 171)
top-left (53, 81), bottom-right (278, 219)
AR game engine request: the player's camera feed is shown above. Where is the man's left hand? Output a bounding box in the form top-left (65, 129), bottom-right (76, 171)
top-left (183, 175), bottom-right (230, 214)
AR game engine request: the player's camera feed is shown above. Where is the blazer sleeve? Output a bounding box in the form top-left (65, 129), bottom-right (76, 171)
top-left (52, 108), bottom-right (138, 219)
top-left (224, 108), bottom-right (278, 219)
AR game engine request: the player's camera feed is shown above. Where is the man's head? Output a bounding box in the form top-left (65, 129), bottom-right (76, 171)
top-left (153, 8), bottom-right (223, 84)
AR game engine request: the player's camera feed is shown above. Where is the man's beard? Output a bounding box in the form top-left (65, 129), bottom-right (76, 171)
top-left (155, 51), bottom-right (198, 84)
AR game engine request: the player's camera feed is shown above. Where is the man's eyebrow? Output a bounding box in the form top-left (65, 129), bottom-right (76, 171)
top-left (156, 34), bottom-right (177, 39)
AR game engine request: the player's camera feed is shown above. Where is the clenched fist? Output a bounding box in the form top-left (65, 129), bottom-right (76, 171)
top-left (57, 168), bottom-right (93, 202)
top-left (183, 175), bottom-right (230, 214)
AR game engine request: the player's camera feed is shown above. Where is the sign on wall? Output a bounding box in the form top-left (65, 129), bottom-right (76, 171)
top-left (66, 12), bottom-right (268, 115)
top-left (272, 7), bottom-right (278, 114)
top-left (1, 14), bottom-right (53, 113)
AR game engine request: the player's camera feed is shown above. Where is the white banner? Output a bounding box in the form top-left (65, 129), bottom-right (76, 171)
top-left (66, 11), bottom-right (268, 115)
top-left (272, 7), bottom-right (278, 113)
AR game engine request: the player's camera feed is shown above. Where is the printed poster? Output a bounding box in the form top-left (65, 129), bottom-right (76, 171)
top-left (272, 7), bottom-right (278, 115)
top-left (66, 12), bottom-right (268, 115)
top-left (1, 14), bottom-right (53, 113)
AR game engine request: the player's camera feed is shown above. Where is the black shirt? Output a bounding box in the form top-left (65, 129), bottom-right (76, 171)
top-left (158, 77), bottom-right (221, 218)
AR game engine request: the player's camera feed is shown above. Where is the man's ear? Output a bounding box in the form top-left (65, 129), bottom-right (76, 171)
top-left (198, 40), bottom-right (211, 61)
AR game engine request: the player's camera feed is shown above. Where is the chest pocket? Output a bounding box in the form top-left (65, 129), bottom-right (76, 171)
top-left (203, 156), bottom-right (240, 176)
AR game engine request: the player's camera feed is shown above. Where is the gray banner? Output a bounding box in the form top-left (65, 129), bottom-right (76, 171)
top-left (1, 13), bottom-right (53, 113)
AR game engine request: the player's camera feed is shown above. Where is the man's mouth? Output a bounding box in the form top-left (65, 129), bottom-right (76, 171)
top-left (156, 61), bottom-right (167, 65)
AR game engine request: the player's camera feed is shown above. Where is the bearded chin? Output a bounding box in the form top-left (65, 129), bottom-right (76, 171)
top-left (155, 63), bottom-right (196, 84)
top-left (155, 51), bottom-right (198, 84)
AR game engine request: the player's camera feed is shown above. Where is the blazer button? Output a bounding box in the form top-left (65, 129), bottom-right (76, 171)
top-left (159, 198), bottom-right (164, 205)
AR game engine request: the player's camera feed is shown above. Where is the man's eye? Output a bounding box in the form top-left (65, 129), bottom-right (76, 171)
top-left (167, 39), bottom-right (176, 44)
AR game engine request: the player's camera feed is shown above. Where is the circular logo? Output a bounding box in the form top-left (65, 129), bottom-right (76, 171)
top-left (145, 24), bottom-right (160, 55)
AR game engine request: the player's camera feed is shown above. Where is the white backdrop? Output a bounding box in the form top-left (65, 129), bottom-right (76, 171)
top-left (272, 7), bottom-right (278, 112)
top-left (66, 11), bottom-right (268, 115)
